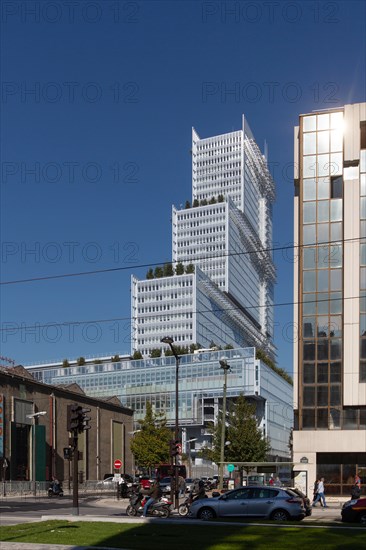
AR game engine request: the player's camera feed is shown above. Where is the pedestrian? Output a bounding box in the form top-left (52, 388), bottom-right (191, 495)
top-left (269, 476), bottom-right (274, 486)
top-left (351, 473), bottom-right (361, 499)
top-left (273, 476), bottom-right (282, 487)
top-left (178, 475), bottom-right (186, 497)
top-left (354, 473), bottom-right (361, 489)
top-left (312, 477), bottom-right (327, 508)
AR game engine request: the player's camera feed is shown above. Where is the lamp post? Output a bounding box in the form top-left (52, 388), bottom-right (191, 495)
top-left (218, 360), bottom-right (230, 491)
top-left (26, 411), bottom-right (47, 496)
top-left (161, 336), bottom-right (180, 509)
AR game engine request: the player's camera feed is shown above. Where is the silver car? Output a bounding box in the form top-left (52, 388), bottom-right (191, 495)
top-left (188, 486), bottom-right (305, 521)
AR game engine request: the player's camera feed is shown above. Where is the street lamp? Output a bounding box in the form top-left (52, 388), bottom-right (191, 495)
top-left (26, 411), bottom-right (47, 495)
top-left (161, 336), bottom-right (180, 508)
top-left (218, 359), bottom-right (230, 491)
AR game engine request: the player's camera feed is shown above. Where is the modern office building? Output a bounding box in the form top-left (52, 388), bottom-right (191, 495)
top-left (26, 347), bottom-right (293, 462)
top-left (293, 103), bottom-right (366, 495)
top-left (132, 116), bottom-right (276, 359)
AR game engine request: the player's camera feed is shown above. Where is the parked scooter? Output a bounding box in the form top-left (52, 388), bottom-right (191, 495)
top-left (178, 488), bottom-right (208, 517)
top-left (126, 492), bottom-right (171, 518)
top-left (48, 480), bottom-right (64, 498)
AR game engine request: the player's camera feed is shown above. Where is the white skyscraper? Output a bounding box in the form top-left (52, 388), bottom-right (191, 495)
top-left (132, 115), bottom-right (276, 358)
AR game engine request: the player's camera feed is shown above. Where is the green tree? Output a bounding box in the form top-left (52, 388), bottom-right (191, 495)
top-left (150, 348), bottom-right (161, 358)
top-left (199, 395), bottom-right (270, 470)
top-left (224, 344), bottom-right (234, 350)
top-left (175, 262), bottom-right (185, 275)
top-left (218, 194), bottom-right (224, 202)
top-left (163, 263), bottom-right (174, 277)
top-left (111, 354), bottom-right (120, 362)
top-left (130, 402), bottom-right (171, 471)
top-left (146, 268), bottom-right (154, 279)
top-left (193, 199), bottom-right (199, 207)
top-left (185, 200), bottom-right (191, 209)
top-left (154, 266), bottom-right (164, 278)
top-left (256, 348), bottom-right (293, 385)
top-left (200, 198), bottom-right (208, 206)
top-left (77, 357), bottom-right (85, 366)
top-left (185, 263), bottom-right (195, 274)
top-left (62, 359), bottom-right (70, 368)
top-left (209, 196), bottom-right (217, 204)
top-left (132, 350), bottom-right (143, 360)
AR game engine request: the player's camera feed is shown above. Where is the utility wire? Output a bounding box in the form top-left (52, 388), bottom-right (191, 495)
top-left (0, 293), bottom-right (362, 333)
top-left (0, 235), bottom-right (363, 286)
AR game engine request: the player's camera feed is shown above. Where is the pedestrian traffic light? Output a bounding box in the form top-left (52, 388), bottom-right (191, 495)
top-left (78, 407), bottom-right (91, 433)
top-left (169, 439), bottom-right (180, 457)
top-left (67, 403), bottom-right (81, 432)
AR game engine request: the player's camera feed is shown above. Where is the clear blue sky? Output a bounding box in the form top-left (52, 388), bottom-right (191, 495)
top-left (1, 0), bottom-right (365, 369)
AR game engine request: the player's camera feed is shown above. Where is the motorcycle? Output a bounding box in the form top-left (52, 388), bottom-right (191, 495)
top-left (126, 492), bottom-right (171, 518)
top-left (48, 481), bottom-right (64, 498)
top-left (178, 491), bottom-right (208, 517)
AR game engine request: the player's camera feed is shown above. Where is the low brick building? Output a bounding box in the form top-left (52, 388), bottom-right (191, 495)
top-left (0, 366), bottom-right (133, 483)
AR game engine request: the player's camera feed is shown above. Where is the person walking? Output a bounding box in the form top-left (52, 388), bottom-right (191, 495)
top-left (312, 477), bottom-right (327, 508)
top-left (178, 476), bottom-right (186, 497)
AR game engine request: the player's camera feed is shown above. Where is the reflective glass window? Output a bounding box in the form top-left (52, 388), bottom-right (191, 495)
top-left (303, 317), bottom-right (316, 338)
top-left (317, 339), bottom-right (329, 360)
top-left (318, 154), bottom-right (330, 177)
top-left (317, 292), bottom-right (329, 315)
top-left (330, 292), bottom-right (342, 313)
top-left (318, 113), bottom-right (329, 130)
top-left (330, 200), bottom-right (342, 222)
top-left (361, 244), bottom-right (366, 266)
top-left (330, 111), bottom-right (343, 130)
top-left (304, 386), bottom-right (315, 406)
top-left (303, 155), bottom-right (316, 178)
top-left (330, 269), bottom-right (342, 290)
top-left (303, 341), bottom-right (315, 360)
top-left (303, 247), bottom-right (317, 269)
top-left (318, 177), bottom-right (330, 199)
top-left (318, 245), bottom-right (329, 268)
top-left (303, 202), bottom-right (316, 224)
top-left (330, 339), bottom-right (342, 360)
top-left (303, 270), bottom-right (316, 292)
top-left (360, 150), bottom-right (366, 172)
top-left (329, 244), bottom-right (342, 267)
top-left (302, 409), bottom-right (315, 428)
top-left (331, 222), bottom-right (342, 243)
top-left (303, 133), bottom-right (317, 155)
top-left (317, 224), bottom-right (329, 244)
top-left (361, 267), bottom-right (366, 290)
top-left (361, 198), bottom-right (366, 219)
top-left (329, 362), bottom-right (341, 383)
top-left (317, 131), bottom-right (330, 154)
top-left (303, 293), bottom-right (316, 315)
top-left (317, 386), bottom-right (328, 406)
top-left (303, 115), bottom-right (316, 132)
top-left (317, 409), bottom-right (328, 428)
top-left (318, 270), bottom-right (329, 291)
top-left (303, 178), bottom-right (316, 200)
top-left (317, 316), bottom-right (329, 337)
top-left (330, 153), bottom-right (343, 176)
top-left (317, 363), bottom-right (328, 383)
top-left (330, 129), bottom-right (343, 152)
top-left (303, 224), bottom-right (316, 245)
top-left (318, 200), bottom-right (329, 222)
top-left (361, 174), bottom-right (366, 197)
top-left (303, 363), bottom-right (315, 383)
top-left (329, 315), bottom-right (342, 337)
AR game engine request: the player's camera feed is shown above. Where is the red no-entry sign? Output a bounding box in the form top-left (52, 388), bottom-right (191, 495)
top-left (114, 459), bottom-right (122, 470)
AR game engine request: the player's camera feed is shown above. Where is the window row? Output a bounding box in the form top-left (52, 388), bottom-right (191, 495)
top-left (303, 292), bottom-right (342, 315)
top-left (303, 339), bottom-right (342, 361)
top-left (302, 112), bottom-right (343, 133)
top-left (303, 315), bottom-right (342, 338)
top-left (303, 247), bottom-right (342, 270)
top-left (303, 268), bottom-right (342, 293)
top-left (303, 384), bottom-right (341, 407)
top-left (303, 153), bottom-right (343, 178)
top-left (303, 199), bottom-right (343, 224)
top-left (301, 407), bottom-right (366, 430)
top-left (303, 129), bottom-right (343, 155)
top-left (303, 361), bottom-right (341, 384)
top-left (303, 176), bottom-right (343, 201)
top-left (303, 222), bottom-right (342, 246)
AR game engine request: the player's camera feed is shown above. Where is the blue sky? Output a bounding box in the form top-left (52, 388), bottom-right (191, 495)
top-left (1, 0), bottom-right (365, 369)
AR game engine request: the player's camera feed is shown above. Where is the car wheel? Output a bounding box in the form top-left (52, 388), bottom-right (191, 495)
top-left (178, 503), bottom-right (189, 517)
top-left (359, 513), bottom-right (366, 525)
top-left (198, 507), bottom-right (216, 520)
top-left (126, 505), bottom-right (137, 517)
top-left (270, 509), bottom-right (290, 521)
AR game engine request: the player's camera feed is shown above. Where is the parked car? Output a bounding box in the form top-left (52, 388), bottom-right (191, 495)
top-left (159, 476), bottom-right (172, 494)
top-left (286, 487), bottom-right (312, 516)
top-left (139, 476), bottom-right (154, 490)
top-left (188, 486), bottom-right (305, 521)
top-left (97, 474), bottom-right (134, 489)
top-left (341, 497), bottom-right (366, 524)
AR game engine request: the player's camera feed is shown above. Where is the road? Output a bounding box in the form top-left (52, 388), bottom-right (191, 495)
top-left (0, 494), bottom-right (347, 527)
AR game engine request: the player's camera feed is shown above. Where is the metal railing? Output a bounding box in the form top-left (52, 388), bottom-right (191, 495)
top-left (0, 480), bottom-right (124, 498)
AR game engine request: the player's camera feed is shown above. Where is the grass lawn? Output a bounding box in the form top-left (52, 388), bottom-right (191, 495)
top-left (0, 520), bottom-right (365, 549)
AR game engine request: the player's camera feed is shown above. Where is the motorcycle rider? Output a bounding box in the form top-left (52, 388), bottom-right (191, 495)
top-left (142, 478), bottom-right (162, 517)
top-left (51, 476), bottom-right (61, 494)
top-left (191, 479), bottom-right (206, 502)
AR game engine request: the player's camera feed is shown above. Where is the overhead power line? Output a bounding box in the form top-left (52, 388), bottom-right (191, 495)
top-left (0, 235), bottom-right (364, 286)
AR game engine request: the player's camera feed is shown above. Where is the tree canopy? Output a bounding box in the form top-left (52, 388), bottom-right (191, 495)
top-left (130, 402), bottom-right (172, 471)
top-left (200, 395), bottom-right (270, 469)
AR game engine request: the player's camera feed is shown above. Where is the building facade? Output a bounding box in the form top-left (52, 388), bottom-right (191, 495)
top-left (132, 116), bottom-right (276, 359)
top-left (0, 366), bottom-right (133, 483)
top-left (293, 103), bottom-right (366, 495)
top-left (26, 347), bottom-right (293, 462)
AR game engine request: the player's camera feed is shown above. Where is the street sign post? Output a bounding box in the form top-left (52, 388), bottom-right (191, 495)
top-left (114, 459), bottom-right (122, 470)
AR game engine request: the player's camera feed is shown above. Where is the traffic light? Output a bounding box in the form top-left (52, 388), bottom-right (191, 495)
top-left (67, 403), bottom-right (81, 432)
top-left (169, 439), bottom-right (180, 457)
top-left (78, 407), bottom-right (91, 433)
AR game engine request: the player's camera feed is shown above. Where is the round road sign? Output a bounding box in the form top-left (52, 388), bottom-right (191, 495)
top-left (227, 463), bottom-right (235, 472)
top-left (114, 459), bottom-right (122, 469)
